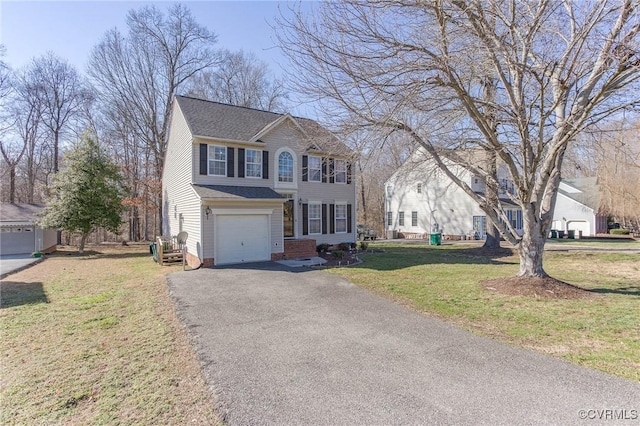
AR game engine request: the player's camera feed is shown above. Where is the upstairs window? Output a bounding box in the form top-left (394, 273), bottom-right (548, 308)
top-left (308, 156), bottom-right (322, 182)
top-left (278, 151), bottom-right (294, 182)
top-left (335, 159), bottom-right (347, 184)
top-left (417, 183), bottom-right (422, 194)
top-left (208, 145), bottom-right (226, 176)
top-left (246, 149), bottom-right (262, 178)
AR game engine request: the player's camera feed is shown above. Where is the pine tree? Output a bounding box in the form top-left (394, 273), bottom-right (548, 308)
top-left (39, 134), bottom-right (125, 253)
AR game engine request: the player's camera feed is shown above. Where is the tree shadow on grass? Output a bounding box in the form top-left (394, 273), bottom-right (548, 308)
top-left (588, 286), bottom-right (640, 297)
top-left (0, 281), bottom-right (48, 308)
top-left (355, 245), bottom-right (518, 271)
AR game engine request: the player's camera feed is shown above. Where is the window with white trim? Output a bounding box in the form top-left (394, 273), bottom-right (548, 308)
top-left (335, 159), bottom-right (347, 183)
top-left (278, 151), bottom-right (294, 182)
top-left (246, 149), bottom-right (262, 178)
top-left (335, 204), bottom-right (347, 233)
top-left (308, 156), bottom-right (321, 182)
top-left (208, 145), bottom-right (226, 176)
top-left (387, 211), bottom-right (393, 226)
top-left (399, 211), bottom-right (405, 226)
top-left (411, 211), bottom-right (418, 227)
top-left (309, 203), bottom-right (322, 234)
top-left (417, 183), bottom-right (422, 193)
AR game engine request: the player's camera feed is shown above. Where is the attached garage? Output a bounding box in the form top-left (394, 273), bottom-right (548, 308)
top-left (215, 214), bottom-right (271, 265)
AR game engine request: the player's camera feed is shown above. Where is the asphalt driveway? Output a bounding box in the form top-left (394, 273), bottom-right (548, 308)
top-left (168, 263), bottom-right (640, 425)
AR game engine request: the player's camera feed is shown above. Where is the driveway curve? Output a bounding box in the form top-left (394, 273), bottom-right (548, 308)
top-left (168, 263), bottom-right (639, 425)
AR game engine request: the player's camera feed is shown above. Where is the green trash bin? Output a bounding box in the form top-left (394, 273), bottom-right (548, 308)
top-left (568, 230), bottom-right (575, 239)
top-left (430, 233), bottom-right (442, 246)
top-left (150, 242), bottom-right (158, 262)
top-left (550, 230), bottom-right (557, 239)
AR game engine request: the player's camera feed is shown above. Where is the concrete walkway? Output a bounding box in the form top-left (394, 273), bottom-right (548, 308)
top-left (168, 264), bottom-right (640, 425)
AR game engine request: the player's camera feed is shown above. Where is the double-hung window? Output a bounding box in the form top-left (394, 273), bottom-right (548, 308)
top-left (246, 149), bottom-right (262, 178)
top-left (309, 203), bottom-right (322, 234)
top-left (208, 145), bottom-right (226, 176)
top-left (399, 211), bottom-right (405, 226)
top-left (308, 156), bottom-right (322, 182)
top-left (335, 204), bottom-right (347, 233)
top-left (387, 211), bottom-right (393, 226)
top-left (335, 159), bottom-right (347, 183)
top-left (412, 211), bottom-right (418, 227)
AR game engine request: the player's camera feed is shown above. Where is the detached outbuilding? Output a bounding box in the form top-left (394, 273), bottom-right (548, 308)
top-left (0, 203), bottom-right (57, 255)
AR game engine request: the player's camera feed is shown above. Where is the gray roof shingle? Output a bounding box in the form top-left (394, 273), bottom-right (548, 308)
top-left (559, 177), bottom-right (601, 211)
top-left (192, 185), bottom-right (285, 201)
top-left (0, 203), bottom-right (43, 224)
top-left (175, 96), bottom-right (353, 157)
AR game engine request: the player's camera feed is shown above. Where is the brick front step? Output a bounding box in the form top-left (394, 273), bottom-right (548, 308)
top-left (284, 239), bottom-right (317, 259)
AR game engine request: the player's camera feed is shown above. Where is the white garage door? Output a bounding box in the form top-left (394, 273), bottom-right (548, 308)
top-left (216, 215), bottom-right (270, 265)
top-left (0, 227), bottom-right (36, 255)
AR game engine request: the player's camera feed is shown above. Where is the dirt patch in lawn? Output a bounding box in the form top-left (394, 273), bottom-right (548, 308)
top-left (481, 276), bottom-right (598, 299)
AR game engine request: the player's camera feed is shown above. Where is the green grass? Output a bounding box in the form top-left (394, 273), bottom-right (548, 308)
top-left (330, 242), bottom-right (640, 382)
top-left (0, 246), bottom-right (222, 425)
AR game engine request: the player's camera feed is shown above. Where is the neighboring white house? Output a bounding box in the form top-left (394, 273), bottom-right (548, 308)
top-left (385, 150), bottom-right (606, 240)
top-left (385, 150), bottom-right (522, 240)
top-left (552, 177), bottom-right (607, 237)
top-left (162, 96), bottom-right (357, 267)
top-left (0, 203), bottom-right (57, 255)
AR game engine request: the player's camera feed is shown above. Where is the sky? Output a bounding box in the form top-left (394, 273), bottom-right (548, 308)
top-left (0, 0), bottom-right (314, 116)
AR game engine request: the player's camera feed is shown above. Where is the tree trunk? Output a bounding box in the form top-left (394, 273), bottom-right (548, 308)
top-left (482, 149), bottom-right (501, 249)
top-left (517, 212), bottom-right (549, 277)
top-left (79, 232), bottom-right (88, 254)
top-left (9, 165), bottom-right (16, 203)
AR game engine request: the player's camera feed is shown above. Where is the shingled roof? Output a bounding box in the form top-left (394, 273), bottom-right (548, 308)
top-left (175, 96), bottom-right (353, 157)
top-left (559, 177), bottom-right (601, 212)
top-left (0, 203), bottom-right (44, 225)
top-left (192, 184), bottom-right (285, 201)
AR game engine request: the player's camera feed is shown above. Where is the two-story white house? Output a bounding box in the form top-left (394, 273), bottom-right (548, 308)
top-left (162, 96), bottom-right (357, 266)
top-left (384, 149), bottom-right (522, 240)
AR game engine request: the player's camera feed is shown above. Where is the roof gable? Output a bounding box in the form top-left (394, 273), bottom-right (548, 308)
top-left (0, 203), bottom-right (43, 223)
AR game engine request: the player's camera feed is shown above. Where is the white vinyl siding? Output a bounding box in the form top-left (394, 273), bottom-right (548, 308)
top-left (246, 149), bottom-right (262, 178)
top-left (309, 203), bottom-right (322, 234)
top-left (335, 159), bottom-right (347, 184)
top-left (335, 203), bottom-right (347, 233)
top-left (208, 145), bottom-right (226, 176)
top-left (308, 156), bottom-right (322, 182)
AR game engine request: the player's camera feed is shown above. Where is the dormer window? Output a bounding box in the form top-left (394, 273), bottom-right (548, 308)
top-left (278, 151), bottom-right (294, 182)
top-left (417, 183), bottom-right (422, 194)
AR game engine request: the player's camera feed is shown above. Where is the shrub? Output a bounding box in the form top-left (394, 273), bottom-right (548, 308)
top-left (339, 242), bottom-right (350, 251)
top-left (350, 242), bottom-right (357, 250)
top-left (332, 250), bottom-right (345, 260)
top-left (610, 228), bottom-right (630, 235)
top-left (359, 241), bottom-right (369, 251)
top-left (316, 243), bottom-right (330, 253)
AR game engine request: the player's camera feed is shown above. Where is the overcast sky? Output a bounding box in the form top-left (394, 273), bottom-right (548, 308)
top-left (0, 1), bottom-right (315, 116)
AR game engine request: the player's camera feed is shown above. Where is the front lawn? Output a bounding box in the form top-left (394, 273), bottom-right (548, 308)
top-left (0, 246), bottom-right (222, 425)
top-left (329, 242), bottom-right (640, 382)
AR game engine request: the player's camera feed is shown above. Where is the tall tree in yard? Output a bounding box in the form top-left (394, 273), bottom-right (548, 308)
top-left (88, 4), bottom-right (217, 238)
top-left (38, 134), bottom-right (126, 253)
top-left (278, 0), bottom-right (640, 278)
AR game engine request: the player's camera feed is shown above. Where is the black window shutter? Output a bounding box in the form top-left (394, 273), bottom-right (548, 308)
top-left (347, 162), bottom-right (352, 184)
top-left (322, 157), bottom-right (328, 183)
top-left (302, 155), bottom-right (308, 181)
top-left (262, 150), bottom-right (269, 179)
top-left (322, 204), bottom-right (328, 234)
top-left (199, 144), bottom-right (207, 175)
top-left (330, 204), bottom-right (335, 234)
top-left (302, 204), bottom-right (309, 235)
top-left (329, 158), bottom-right (335, 183)
top-left (227, 147), bottom-right (235, 177)
top-left (238, 148), bottom-right (245, 178)
top-left (347, 204), bottom-right (353, 233)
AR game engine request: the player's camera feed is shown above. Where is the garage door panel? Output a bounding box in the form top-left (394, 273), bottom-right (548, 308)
top-left (216, 215), bottom-right (270, 265)
top-left (0, 229), bottom-right (35, 255)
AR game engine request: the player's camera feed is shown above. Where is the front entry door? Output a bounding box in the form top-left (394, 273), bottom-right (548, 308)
top-left (283, 199), bottom-right (294, 238)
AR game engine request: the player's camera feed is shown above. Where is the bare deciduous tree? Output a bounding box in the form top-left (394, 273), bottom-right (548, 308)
top-left (277, 0), bottom-right (640, 278)
top-left (187, 49), bottom-right (288, 112)
top-left (88, 3), bottom-right (217, 238)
